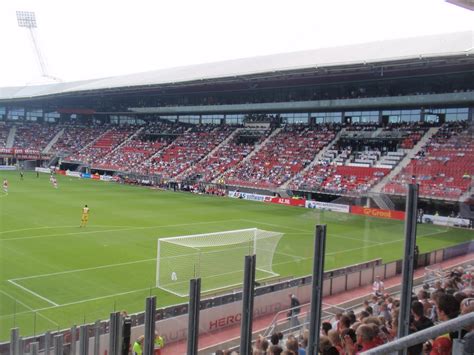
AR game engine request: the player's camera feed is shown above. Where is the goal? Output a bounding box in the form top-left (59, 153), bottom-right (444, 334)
top-left (156, 228), bottom-right (283, 297)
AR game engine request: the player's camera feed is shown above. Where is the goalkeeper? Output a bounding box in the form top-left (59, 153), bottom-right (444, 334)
top-left (80, 205), bottom-right (90, 228)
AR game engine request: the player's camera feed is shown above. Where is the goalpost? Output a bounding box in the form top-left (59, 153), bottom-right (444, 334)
top-left (156, 228), bottom-right (283, 297)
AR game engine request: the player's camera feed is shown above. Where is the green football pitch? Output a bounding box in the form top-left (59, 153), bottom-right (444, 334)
top-left (0, 171), bottom-right (472, 340)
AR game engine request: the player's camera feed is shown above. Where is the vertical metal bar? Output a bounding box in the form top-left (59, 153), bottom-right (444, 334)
top-left (79, 325), bottom-right (89, 355)
top-left (94, 321), bottom-right (100, 355)
top-left (18, 338), bottom-right (24, 355)
top-left (10, 328), bottom-right (19, 355)
top-left (44, 331), bottom-right (51, 355)
top-left (143, 296), bottom-right (156, 355)
top-left (156, 240), bottom-right (161, 288)
top-left (240, 254), bottom-right (256, 355)
top-left (307, 225), bottom-right (327, 355)
top-left (29, 342), bottom-right (39, 355)
top-left (53, 334), bottom-right (63, 355)
top-left (187, 278), bottom-right (201, 355)
top-left (70, 325), bottom-right (77, 355)
top-left (109, 312), bottom-right (120, 355)
top-left (397, 184), bottom-right (418, 355)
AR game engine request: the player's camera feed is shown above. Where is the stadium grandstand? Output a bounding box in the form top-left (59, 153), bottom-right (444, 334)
top-left (0, 30), bottom-right (473, 354)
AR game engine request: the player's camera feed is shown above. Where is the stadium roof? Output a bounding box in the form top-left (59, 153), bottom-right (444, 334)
top-left (0, 31), bottom-right (472, 101)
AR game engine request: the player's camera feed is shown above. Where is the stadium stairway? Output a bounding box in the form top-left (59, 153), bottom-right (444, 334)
top-left (176, 127), bottom-right (241, 181)
top-left (371, 126), bottom-right (440, 193)
top-left (6, 125), bottom-right (16, 148)
top-left (280, 128), bottom-right (345, 190)
top-left (42, 128), bottom-right (65, 154)
top-left (160, 253), bottom-right (474, 354)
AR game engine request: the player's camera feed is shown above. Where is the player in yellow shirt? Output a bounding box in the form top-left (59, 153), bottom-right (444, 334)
top-left (80, 205), bottom-right (90, 227)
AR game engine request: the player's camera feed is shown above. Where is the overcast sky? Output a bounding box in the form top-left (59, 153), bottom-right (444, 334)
top-left (0, 0), bottom-right (472, 87)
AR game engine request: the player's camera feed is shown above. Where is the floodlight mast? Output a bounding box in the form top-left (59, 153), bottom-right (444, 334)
top-left (16, 11), bottom-right (61, 82)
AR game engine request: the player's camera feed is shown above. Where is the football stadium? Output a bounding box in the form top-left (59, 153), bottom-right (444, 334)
top-left (0, 3), bottom-right (474, 355)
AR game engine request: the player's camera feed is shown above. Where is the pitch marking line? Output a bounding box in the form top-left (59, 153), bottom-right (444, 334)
top-left (7, 280), bottom-right (59, 307)
top-left (0, 219), bottom-right (241, 242)
top-left (0, 225), bottom-right (138, 235)
top-left (11, 258), bottom-right (157, 281)
top-left (241, 219), bottom-right (384, 245)
top-left (0, 290), bottom-right (59, 327)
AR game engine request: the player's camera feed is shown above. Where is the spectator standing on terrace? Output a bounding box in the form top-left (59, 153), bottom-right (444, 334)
top-left (132, 335), bottom-right (144, 355)
top-left (288, 294), bottom-right (301, 329)
top-left (372, 276), bottom-right (384, 297)
top-left (154, 332), bottom-right (165, 355)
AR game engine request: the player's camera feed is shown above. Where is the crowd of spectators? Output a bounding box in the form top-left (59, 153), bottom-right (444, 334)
top-left (12, 123), bottom-right (61, 152)
top-left (139, 125), bottom-right (235, 179)
top-left (214, 266), bottom-right (473, 354)
top-left (291, 164), bottom-right (389, 195)
top-left (51, 124), bottom-right (109, 156)
top-left (224, 125), bottom-right (337, 189)
top-left (93, 122), bottom-right (185, 171)
top-left (68, 126), bottom-right (137, 165)
top-left (183, 129), bottom-right (271, 183)
top-left (384, 123), bottom-right (474, 200)
top-left (0, 123), bottom-right (10, 148)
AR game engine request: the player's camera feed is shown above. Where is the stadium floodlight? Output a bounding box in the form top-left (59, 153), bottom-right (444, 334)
top-left (16, 11), bottom-right (61, 82)
top-left (156, 228), bottom-right (283, 297)
top-left (16, 11), bottom-right (37, 28)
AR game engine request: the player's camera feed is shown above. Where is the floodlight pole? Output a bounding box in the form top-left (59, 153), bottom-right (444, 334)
top-left (16, 11), bottom-right (61, 82)
top-left (27, 27), bottom-right (48, 77)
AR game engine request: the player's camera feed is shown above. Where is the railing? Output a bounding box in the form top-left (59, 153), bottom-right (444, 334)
top-left (262, 302), bottom-right (346, 338)
top-left (361, 312), bottom-right (474, 354)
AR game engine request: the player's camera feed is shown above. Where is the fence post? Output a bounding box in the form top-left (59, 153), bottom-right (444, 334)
top-left (240, 254), bottom-right (256, 355)
top-left (187, 278), bottom-right (201, 355)
top-left (44, 331), bottom-right (51, 355)
top-left (29, 342), bottom-right (39, 355)
top-left (53, 334), bottom-right (63, 355)
top-left (307, 225), bottom-right (327, 355)
top-left (397, 184), bottom-right (418, 355)
top-left (79, 325), bottom-right (89, 355)
top-left (143, 296), bottom-right (156, 355)
top-left (9, 328), bottom-right (20, 355)
top-left (94, 321), bottom-right (100, 355)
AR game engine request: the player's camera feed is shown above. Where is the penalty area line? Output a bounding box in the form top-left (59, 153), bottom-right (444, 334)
top-left (7, 279), bottom-right (59, 307)
top-left (0, 290), bottom-right (59, 327)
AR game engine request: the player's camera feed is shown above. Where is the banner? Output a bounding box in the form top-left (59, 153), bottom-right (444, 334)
top-left (268, 197), bottom-right (306, 207)
top-left (351, 206), bottom-right (405, 221)
top-left (100, 175), bottom-right (114, 182)
top-left (65, 170), bottom-right (82, 178)
top-left (305, 200), bottom-right (350, 213)
top-left (422, 214), bottom-right (470, 228)
top-left (0, 165), bottom-right (17, 171)
top-left (228, 191), bottom-right (271, 202)
top-left (35, 167), bottom-right (51, 174)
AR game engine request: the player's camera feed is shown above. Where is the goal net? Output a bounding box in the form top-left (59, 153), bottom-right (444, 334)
top-left (156, 228), bottom-right (283, 297)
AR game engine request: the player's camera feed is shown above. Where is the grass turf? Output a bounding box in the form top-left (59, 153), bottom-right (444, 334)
top-left (0, 170), bottom-right (472, 340)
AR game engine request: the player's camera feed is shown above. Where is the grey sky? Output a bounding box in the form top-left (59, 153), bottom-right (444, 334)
top-left (0, 0), bottom-right (472, 87)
